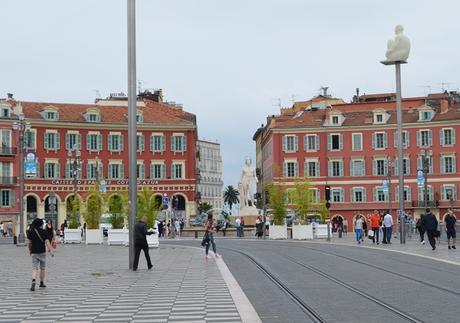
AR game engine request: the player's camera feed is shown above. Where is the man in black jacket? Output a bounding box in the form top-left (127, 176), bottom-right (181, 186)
top-left (422, 208), bottom-right (438, 250)
top-left (133, 216), bottom-right (154, 271)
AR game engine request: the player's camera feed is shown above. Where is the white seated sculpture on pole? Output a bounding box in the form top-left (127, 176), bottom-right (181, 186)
top-left (384, 25), bottom-right (411, 63)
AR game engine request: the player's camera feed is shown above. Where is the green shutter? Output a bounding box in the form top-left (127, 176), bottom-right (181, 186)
top-left (339, 135), bottom-right (343, 150)
top-left (66, 163), bottom-right (70, 178)
top-left (44, 133), bottom-right (49, 149)
top-left (65, 133), bottom-right (70, 150)
top-left (120, 135), bottom-right (124, 151)
top-left (98, 134), bottom-right (102, 151)
top-left (86, 134), bottom-right (91, 150)
top-left (108, 135), bottom-right (112, 151)
top-left (282, 136), bottom-right (287, 152)
top-left (183, 135), bottom-right (187, 151)
top-left (77, 134), bottom-right (82, 150)
top-left (10, 190), bottom-right (15, 207)
top-left (56, 133), bottom-right (60, 149)
top-left (140, 136), bottom-right (145, 151)
top-left (120, 165), bottom-right (124, 179)
top-left (36, 162), bottom-right (40, 178)
top-left (161, 136), bottom-right (166, 151)
top-left (108, 164), bottom-right (113, 179)
top-left (171, 136), bottom-right (175, 152)
top-left (161, 164), bottom-right (166, 179)
top-left (56, 164), bottom-right (61, 178)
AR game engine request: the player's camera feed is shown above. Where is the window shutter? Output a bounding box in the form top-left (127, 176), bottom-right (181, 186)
top-left (350, 160), bottom-right (354, 176)
top-left (9, 190), bottom-right (15, 207)
top-left (373, 187), bottom-right (377, 201)
top-left (304, 136), bottom-right (308, 151)
top-left (65, 133), bottom-right (70, 150)
top-left (140, 136), bottom-right (145, 151)
top-left (441, 157), bottom-right (445, 174)
top-left (120, 135), bottom-right (124, 151)
top-left (161, 164), bottom-right (166, 179)
top-left (294, 136), bottom-right (298, 152)
top-left (56, 134), bottom-right (60, 149)
top-left (405, 159), bottom-right (410, 175)
top-left (405, 131), bottom-right (410, 148)
top-left (428, 130), bottom-right (432, 146)
top-left (339, 135), bottom-right (343, 150)
top-left (304, 161), bottom-right (308, 176)
top-left (282, 136), bottom-right (287, 152)
top-left (317, 162), bottom-right (320, 177)
top-left (452, 129), bottom-right (456, 145)
top-left (339, 161), bottom-right (343, 176)
top-left (453, 157), bottom-right (457, 173)
top-left (372, 160), bottom-right (377, 176)
top-left (171, 164), bottom-right (175, 179)
top-left (393, 131), bottom-right (398, 148)
top-left (36, 162), bottom-right (40, 178)
top-left (140, 164), bottom-right (145, 178)
top-left (97, 134), bottom-right (102, 151)
top-left (66, 163), bottom-right (70, 178)
top-left (183, 135), bottom-right (187, 151)
top-left (394, 158), bottom-right (399, 175)
top-left (56, 164), bottom-right (61, 178)
top-left (108, 135), bottom-right (112, 151)
top-left (108, 165), bottom-right (113, 179)
top-left (44, 163), bottom-right (48, 178)
top-left (86, 134), bottom-right (91, 150)
top-left (372, 133), bottom-right (376, 149)
top-left (362, 188), bottom-right (367, 202)
top-left (383, 133), bottom-right (387, 148)
top-left (77, 134), bottom-right (81, 150)
top-left (328, 160), bottom-right (332, 176)
top-left (283, 162), bottom-right (287, 177)
top-left (294, 162), bottom-right (298, 177)
top-left (315, 135), bottom-right (320, 151)
top-left (327, 135), bottom-right (331, 151)
top-left (416, 131), bottom-right (421, 147)
top-left (86, 165), bottom-right (91, 179)
top-left (44, 133), bottom-right (49, 149)
top-left (440, 129), bottom-right (444, 146)
top-left (120, 165), bottom-right (124, 178)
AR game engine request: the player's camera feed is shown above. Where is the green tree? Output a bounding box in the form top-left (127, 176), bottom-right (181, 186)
top-left (318, 200), bottom-right (330, 224)
top-left (84, 195), bottom-right (102, 229)
top-left (292, 179), bottom-right (313, 224)
top-left (198, 202), bottom-right (213, 214)
top-left (137, 187), bottom-right (160, 229)
top-left (223, 185), bottom-right (239, 212)
top-left (66, 195), bottom-right (81, 228)
top-left (108, 194), bottom-right (127, 229)
top-left (267, 184), bottom-right (286, 225)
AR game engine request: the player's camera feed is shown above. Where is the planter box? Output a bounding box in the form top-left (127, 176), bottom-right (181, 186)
top-left (86, 229), bottom-right (103, 245)
top-left (313, 224), bottom-right (331, 239)
top-left (64, 228), bottom-right (82, 244)
top-left (108, 229), bottom-right (129, 246)
top-left (269, 225), bottom-right (287, 240)
top-left (147, 233), bottom-right (159, 248)
top-left (292, 224), bottom-right (314, 240)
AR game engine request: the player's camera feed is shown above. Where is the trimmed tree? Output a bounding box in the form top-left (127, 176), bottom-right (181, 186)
top-left (83, 184), bottom-right (103, 229)
top-left (267, 184), bottom-right (286, 225)
top-left (292, 178), bottom-right (313, 225)
top-left (137, 187), bottom-right (160, 229)
top-left (66, 195), bottom-right (81, 229)
top-left (108, 194), bottom-right (127, 229)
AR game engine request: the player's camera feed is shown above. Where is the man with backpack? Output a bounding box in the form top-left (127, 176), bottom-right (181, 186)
top-left (422, 208), bottom-right (438, 251)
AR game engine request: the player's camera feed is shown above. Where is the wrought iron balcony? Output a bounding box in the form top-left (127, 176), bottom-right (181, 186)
top-left (0, 177), bottom-right (17, 185)
top-left (412, 200), bottom-right (438, 208)
top-left (0, 147), bottom-right (17, 156)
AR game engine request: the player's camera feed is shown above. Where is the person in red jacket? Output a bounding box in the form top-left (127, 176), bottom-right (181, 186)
top-left (370, 210), bottom-right (381, 245)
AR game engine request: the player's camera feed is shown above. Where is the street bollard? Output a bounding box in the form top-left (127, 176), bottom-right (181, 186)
top-left (327, 222), bottom-right (331, 241)
top-left (194, 230), bottom-right (198, 239)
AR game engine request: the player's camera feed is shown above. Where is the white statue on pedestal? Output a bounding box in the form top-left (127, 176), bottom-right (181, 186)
top-left (238, 156), bottom-right (258, 209)
top-left (385, 25), bottom-right (411, 62)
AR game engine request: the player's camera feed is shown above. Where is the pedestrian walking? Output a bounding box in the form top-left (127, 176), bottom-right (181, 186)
top-left (354, 215), bottom-right (364, 244)
top-left (255, 216), bottom-right (264, 238)
top-left (370, 210), bottom-right (381, 245)
top-left (235, 217), bottom-right (241, 237)
top-left (7, 222), bottom-right (13, 237)
top-left (241, 217), bottom-right (245, 237)
top-left (132, 216), bottom-right (154, 271)
top-left (383, 211), bottom-right (393, 244)
top-left (203, 214), bottom-right (219, 259)
top-left (175, 219), bottom-right (181, 238)
top-left (362, 217), bottom-right (368, 242)
top-left (422, 208), bottom-right (438, 251)
top-left (27, 218), bottom-right (54, 291)
top-left (416, 214), bottom-right (426, 245)
top-left (445, 209), bottom-right (457, 250)
top-left (0, 222), bottom-right (4, 237)
top-left (158, 220), bottom-right (164, 238)
top-left (222, 218), bottom-right (228, 237)
top-left (45, 220), bottom-right (57, 249)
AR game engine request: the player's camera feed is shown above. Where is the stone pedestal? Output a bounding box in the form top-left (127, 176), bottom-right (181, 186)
top-left (232, 207), bottom-right (259, 226)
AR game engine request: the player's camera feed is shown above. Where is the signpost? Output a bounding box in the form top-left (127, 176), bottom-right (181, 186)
top-left (25, 152), bottom-right (36, 177)
top-left (382, 179), bottom-right (389, 193)
top-left (417, 169), bottom-right (425, 188)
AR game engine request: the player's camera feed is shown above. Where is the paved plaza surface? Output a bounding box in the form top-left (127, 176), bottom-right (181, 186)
top-left (0, 244), bottom-right (250, 323)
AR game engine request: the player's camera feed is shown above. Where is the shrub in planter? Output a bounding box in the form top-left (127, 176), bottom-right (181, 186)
top-left (137, 187), bottom-right (160, 229)
top-left (267, 184), bottom-right (286, 225)
top-left (108, 193), bottom-right (127, 229)
top-left (83, 194), bottom-right (102, 229)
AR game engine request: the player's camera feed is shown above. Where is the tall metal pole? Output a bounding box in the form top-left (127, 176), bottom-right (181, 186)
top-left (18, 129), bottom-right (25, 245)
top-left (387, 157), bottom-right (392, 215)
top-left (395, 62), bottom-right (406, 244)
top-left (127, 0), bottom-right (137, 270)
top-left (423, 151), bottom-right (428, 209)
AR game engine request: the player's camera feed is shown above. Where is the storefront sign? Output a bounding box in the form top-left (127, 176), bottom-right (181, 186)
top-left (50, 179), bottom-right (159, 186)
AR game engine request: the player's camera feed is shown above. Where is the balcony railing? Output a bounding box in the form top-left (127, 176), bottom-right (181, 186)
top-left (412, 200), bottom-right (438, 208)
top-left (0, 147), bottom-right (17, 155)
top-left (0, 177), bottom-right (18, 185)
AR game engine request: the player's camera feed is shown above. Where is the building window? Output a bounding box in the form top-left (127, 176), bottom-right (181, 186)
top-left (283, 161), bottom-right (298, 177)
top-left (108, 134), bottom-right (123, 152)
top-left (441, 128), bottom-right (455, 146)
top-left (44, 162), bottom-right (60, 179)
top-left (304, 135), bottom-right (319, 151)
top-left (87, 163), bottom-right (102, 179)
top-left (441, 156), bottom-right (456, 174)
top-left (151, 135), bottom-right (166, 152)
top-left (87, 134), bottom-right (102, 151)
top-left (331, 188), bottom-right (344, 202)
top-left (395, 186), bottom-right (411, 202)
top-left (45, 111), bottom-right (58, 121)
top-left (374, 188), bottom-right (388, 202)
top-left (283, 135), bottom-right (298, 152)
top-left (373, 132), bottom-right (387, 149)
top-left (351, 159), bottom-right (365, 176)
top-left (172, 163), bottom-right (183, 179)
top-left (151, 164), bottom-right (165, 179)
top-left (328, 134), bottom-right (343, 151)
top-left (373, 159), bottom-right (387, 176)
top-left (394, 131), bottom-right (410, 148)
top-left (136, 114), bottom-right (143, 123)
top-left (305, 161), bottom-right (319, 177)
top-left (375, 114), bottom-right (384, 123)
top-left (108, 164), bottom-right (124, 179)
top-left (171, 135), bottom-right (187, 152)
top-left (417, 130), bottom-right (432, 147)
top-left (331, 115), bottom-right (339, 125)
top-left (352, 187), bottom-right (366, 202)
top-left (44, 132), bottom-right (60, 150)
top-left (417, 155), bottom-right (433, 174)
top-left (87, 113), bottom-right (99, 122)
top-left (65, 133), bottom-right (81, 150)
top-left (418, 186), bottom-right (434, 202)
top-left (0, 190), bottom-right (13, 207)
top-left (419, 110), bottom-right (432, 121)
top-left (394, 158), bottom-right (410, 175)
top-left (352, 133), bottom-right (362, 151)
top-left (441, 185), bottom-right (456, 201)
top-left (25, 131), bottom-right (36, 149)
top-left (136, 164), bottom-right (145, 179)
top-left (328, 159), bottom-right (343, 177)
top-left (1, 107), bottom-right (9, 118)
top-left (136, 135), bottom-right (145, 152)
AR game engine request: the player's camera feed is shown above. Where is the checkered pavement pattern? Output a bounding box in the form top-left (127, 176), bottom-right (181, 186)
top-left (0, 244), bottom-right (241, 323)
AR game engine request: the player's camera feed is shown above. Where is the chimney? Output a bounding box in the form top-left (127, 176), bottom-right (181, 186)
top-left (440, 99), bottom-right (449, 114)
top-left (153, 89), bottom-right (163, 103)
top-left (7, 93), bottom-right (13, 100)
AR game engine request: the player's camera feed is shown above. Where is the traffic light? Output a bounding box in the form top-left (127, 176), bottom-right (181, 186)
top-left (325, 185), bottom-right (331, 202)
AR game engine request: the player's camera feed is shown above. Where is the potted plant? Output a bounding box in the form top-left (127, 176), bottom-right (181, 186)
top-left (64, 195), bottom-right (82, 243)
top-left (313, 200), bottom-right (331, 239)
top-left (267, 184), bottom-right (288, 239)
top-left (137, 187), bottom-right (160, 248)
top-left (107, 193), bottom-right (128, 246)
top-left (84, 190), bottom-right (103, 244)
top-left (292, 179), bottom-right (314, 240)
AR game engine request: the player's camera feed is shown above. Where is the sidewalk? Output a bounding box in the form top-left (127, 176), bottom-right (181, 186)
top-left (322, 232), bottom-right (460, 265)
top-left (0, 244), bottom-right (259, 323)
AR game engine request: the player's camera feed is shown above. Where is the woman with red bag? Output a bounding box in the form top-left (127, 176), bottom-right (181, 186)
top-left (45, 220), bottom-right (57, 249)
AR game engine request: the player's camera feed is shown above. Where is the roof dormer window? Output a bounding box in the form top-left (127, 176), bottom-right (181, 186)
top-left (420, 110), bottom-right (432, 121)
top-left (373, 110), bottom-right (389, 124)
top-left (1, 106), bottom-right (9, 118)
top-left (136, 114), bottom-right (143, 123)
top-left (47, 111), bottom-right (57, 120)
top-left (84, 109), bottom-right (100, 123)
top-left (332, 116), bottom-right (339, 125)
top-left (376, 114), bottom-right (383, 123)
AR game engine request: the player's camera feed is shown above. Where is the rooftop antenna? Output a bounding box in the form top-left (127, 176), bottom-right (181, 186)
top-left (439, 82), bottom-right (451, 92)
top-left (319, 86), bottom-right (329, 97)
top-left (137, 80), bottom-right (144, 94)
top-left (418, 85), bottom-right (432, 96)
top-left (291, 94), bottom-right (297, 105)
top-left (92, 89), bottom-right (101, 99)
top-left (272, 98), bottom-right (281, 109)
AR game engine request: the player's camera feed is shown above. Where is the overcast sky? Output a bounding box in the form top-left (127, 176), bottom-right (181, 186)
top-left (1, 0), bottom-right (459, 187)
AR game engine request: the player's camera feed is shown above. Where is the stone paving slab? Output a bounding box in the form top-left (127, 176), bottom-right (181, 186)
top-left (0, 244), bottom-right (248, 323)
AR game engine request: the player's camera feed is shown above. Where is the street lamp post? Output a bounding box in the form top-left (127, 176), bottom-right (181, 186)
top-left (386, 157), bottom-right (393, 215)
top-left (12, 113), bottom-right (31, 246)
top-left (421, 149), bottom-right (432, 209)
top-left (67, 144), bottom-right (82, 223)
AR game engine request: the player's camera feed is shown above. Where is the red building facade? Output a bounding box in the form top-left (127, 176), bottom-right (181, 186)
top-left (2, 91), bottom-right (198, 231)
top-left (254, 92), bottom-right (460, 230)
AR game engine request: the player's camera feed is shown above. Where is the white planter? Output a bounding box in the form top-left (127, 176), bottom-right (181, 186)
top-left (64, 228), bottom-right (82, 244)
top-left (314, 224), bottom-right (331, 239)
top-left (292, 224), bottom-right (314, 240)
top-left (108, 229), bottom-right (129, 246)
top-left (147, 233), bottom-right (159, 248)
top-left (269, 225), bottom-right (287, 240)
top-left (86, 229), bottom-right (103, 245)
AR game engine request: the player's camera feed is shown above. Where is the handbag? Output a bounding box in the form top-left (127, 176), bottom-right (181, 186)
top-left (201, 232), bottom-right (209, 247)
top-left (28, 228), bottom-right (44, 255)
top-left (367, 230), bottom-right (374, 238)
